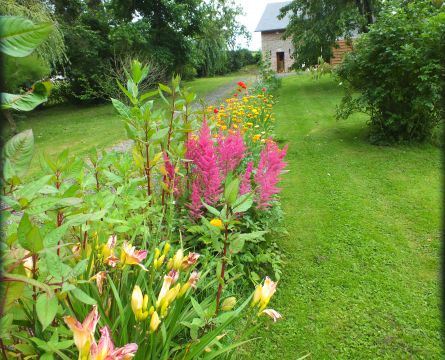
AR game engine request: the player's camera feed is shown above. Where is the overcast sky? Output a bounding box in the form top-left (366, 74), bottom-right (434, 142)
top-left (235, 0), bottom-right (289, 50)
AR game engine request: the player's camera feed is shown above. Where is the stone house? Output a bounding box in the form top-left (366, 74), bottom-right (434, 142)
top-left (255, 1), bottom-right (355, 72)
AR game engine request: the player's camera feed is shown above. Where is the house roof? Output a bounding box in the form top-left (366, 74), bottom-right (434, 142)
top-left (255, 1), bottom-right (292, 32)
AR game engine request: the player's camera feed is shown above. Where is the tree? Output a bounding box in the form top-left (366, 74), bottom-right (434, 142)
top-left (279, 0), bottom-right (380, 68)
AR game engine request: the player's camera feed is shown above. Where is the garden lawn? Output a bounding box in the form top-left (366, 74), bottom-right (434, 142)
top-left (241, 75), bottom-right (442, 358)
top-left (10, 70), bottom-right (254, 174)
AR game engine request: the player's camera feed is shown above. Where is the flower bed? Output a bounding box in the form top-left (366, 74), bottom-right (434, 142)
top-left (0, 61), bottom-right (288, 359)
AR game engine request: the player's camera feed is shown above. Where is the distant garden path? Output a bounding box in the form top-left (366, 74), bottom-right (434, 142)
top-left (108, 75), bottom-right (256, 153)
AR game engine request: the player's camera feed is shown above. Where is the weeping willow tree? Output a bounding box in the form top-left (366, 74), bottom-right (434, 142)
top-left (1, 0), bottom-right (67, 69)
top-left (194, 0), bottom-right (250, 77)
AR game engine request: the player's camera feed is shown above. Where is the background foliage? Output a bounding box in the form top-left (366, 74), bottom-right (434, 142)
top-left (336, 0), bottom-right (445, 143)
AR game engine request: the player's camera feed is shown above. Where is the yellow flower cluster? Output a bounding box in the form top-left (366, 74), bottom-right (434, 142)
top-left (206, 89), bottom-right (275, 143)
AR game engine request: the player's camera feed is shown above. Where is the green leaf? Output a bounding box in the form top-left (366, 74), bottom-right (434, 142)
top-left (111, 98), bottom-right (131, 118)
top-left (2, 129), bottom-right (34, 177)
top-left (18, 213), bottom-right (43, 252)
top-left (224, 177), bottom-right (239, 206)
top-left (45, 251), bottom-right (72, 279)
top-left (158, 83), bottom-right (172, 94)
top-left (43, 224), bottom-right (69, 248)
top-left (202, 202), bottom-right (221, 217)
top-left (232, 192), bottom-right (254, 213)
top-left (229, 237), bottom-right (245, 254)
top-left (150, 127), bottom-right (169, 142)
top-left (190, 297), bottom-right (206, 319)
top-left (140, 90), bottom-right (158, 101)
top-left (71, 288), bottom-right (97, 305)
top-left (15, 175), bottom-right (52, 200)
top-left (36, 293), bottom-right (58, 331)
top-left (0, 16), bottom-right (53, 57)
top-left (2, 81), bottom-right (52, 111)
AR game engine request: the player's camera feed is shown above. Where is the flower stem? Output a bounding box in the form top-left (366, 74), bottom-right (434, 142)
top-left (215, 224), bottom-right (228, 315)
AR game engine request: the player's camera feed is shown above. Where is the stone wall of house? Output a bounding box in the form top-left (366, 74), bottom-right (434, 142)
top-left (261, 31), bottom-right (295, 72)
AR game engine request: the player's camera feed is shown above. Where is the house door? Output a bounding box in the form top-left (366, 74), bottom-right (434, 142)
top-left (276, 52), bottom-right (285, 73)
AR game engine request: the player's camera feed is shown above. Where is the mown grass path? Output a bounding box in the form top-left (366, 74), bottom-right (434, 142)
top-left (244, 75), bottom-right (442, 359)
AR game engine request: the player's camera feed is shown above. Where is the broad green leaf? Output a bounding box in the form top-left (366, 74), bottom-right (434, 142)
top-left (43, 223), bottom-right (69, 248)
top-left (36, 293), bottom-right (58, 330)
top-left (140, 90), bottom-right (158, 101)
top-left (2, 81), bottom-right (51, 111)
top-left (15, 175), bottom-right (52, 200)
top-left (45, 251), bottom-right (72, 279)
top-left (224, 177), bottom-right (239, 206)
top-left (0, 16), bottom-right (53, 57)
top-left (71, 288), bottom-right (97, 305)
top-left (229, 237), bottom-right (245, 254)
top-left (0, 314), bottom-right (13, 339)
top-left (1, 91), bottom-right (47, 111)
top-left (2, 129), bottom-right (34, 177)
top-left (202, 202), bottom-right (221, 217)
top-left (232, 192), bottom-right (253, 213)
top-left (158, 83), bottom-right (172, 94)
top-left (18, 213), bottom-right (43, 252)
top-left (111, 98), bottom-right (131, 118)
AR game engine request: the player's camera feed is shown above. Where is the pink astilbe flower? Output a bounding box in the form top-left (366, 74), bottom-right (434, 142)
top-left (163, 152), bottom-right (179, 196)
top-left (254, 140), bottom-right (288, 208)
top-left (240, 161), bottom-right (254, 195)
top-left (217, 132), bottom-right (246, 177)
top-left (189, 180), bottom-right (202, 218)
top-left (186, 121), bottom-right (222, 218)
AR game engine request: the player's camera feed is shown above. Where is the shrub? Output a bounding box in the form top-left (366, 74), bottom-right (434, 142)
top-left (336, 0), bottom-right (445, 143)
top-left (309, 56), bottom-right (333, 80)
top-left (256, 53), bottom-right (282, 92)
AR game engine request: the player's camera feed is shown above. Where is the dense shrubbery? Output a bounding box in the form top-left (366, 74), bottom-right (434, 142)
top-left (336, 0), bottom-right (445, 143)
top-left (1, 25), bottom-right (288, 355)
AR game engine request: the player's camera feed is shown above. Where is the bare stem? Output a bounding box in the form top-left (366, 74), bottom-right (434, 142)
top-left (215, 224), bottom-right (228, 315)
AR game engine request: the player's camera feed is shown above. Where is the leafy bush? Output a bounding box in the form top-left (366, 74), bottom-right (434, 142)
top-left (336, 0), bottom-right (445, 143)
top-left (0, 61), bottom-right (288, 358)
top-left (256, 53), bottom-right (282, 92)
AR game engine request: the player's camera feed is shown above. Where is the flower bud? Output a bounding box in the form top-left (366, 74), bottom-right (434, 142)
top-left (221, 297), bottom-right (237, 311)
top-left (149, 311), bottom-right (161, 332)
top-left (154, 248), bottom-right (161, 260)
top-left (172, 249), bottom-right (184, 270)
top-left (163, 242), bottom-right (171, 255)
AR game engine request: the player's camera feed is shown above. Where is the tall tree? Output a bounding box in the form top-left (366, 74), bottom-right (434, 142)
top-left (279, 0), bottom-right (380, 68)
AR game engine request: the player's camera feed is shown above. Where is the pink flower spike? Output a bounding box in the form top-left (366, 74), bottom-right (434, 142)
top-left (217, 131), bottom-right (246, 177)
top-left (254, 141), bottom-right (288, 208)
top-left (186, 121), bottom-right (222, 218)
top-left (240, 161), bottom-right (254, 195)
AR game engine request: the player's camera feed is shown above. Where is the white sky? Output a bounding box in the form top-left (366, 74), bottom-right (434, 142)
top-left (235, 0), bottom-right (288, 50)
